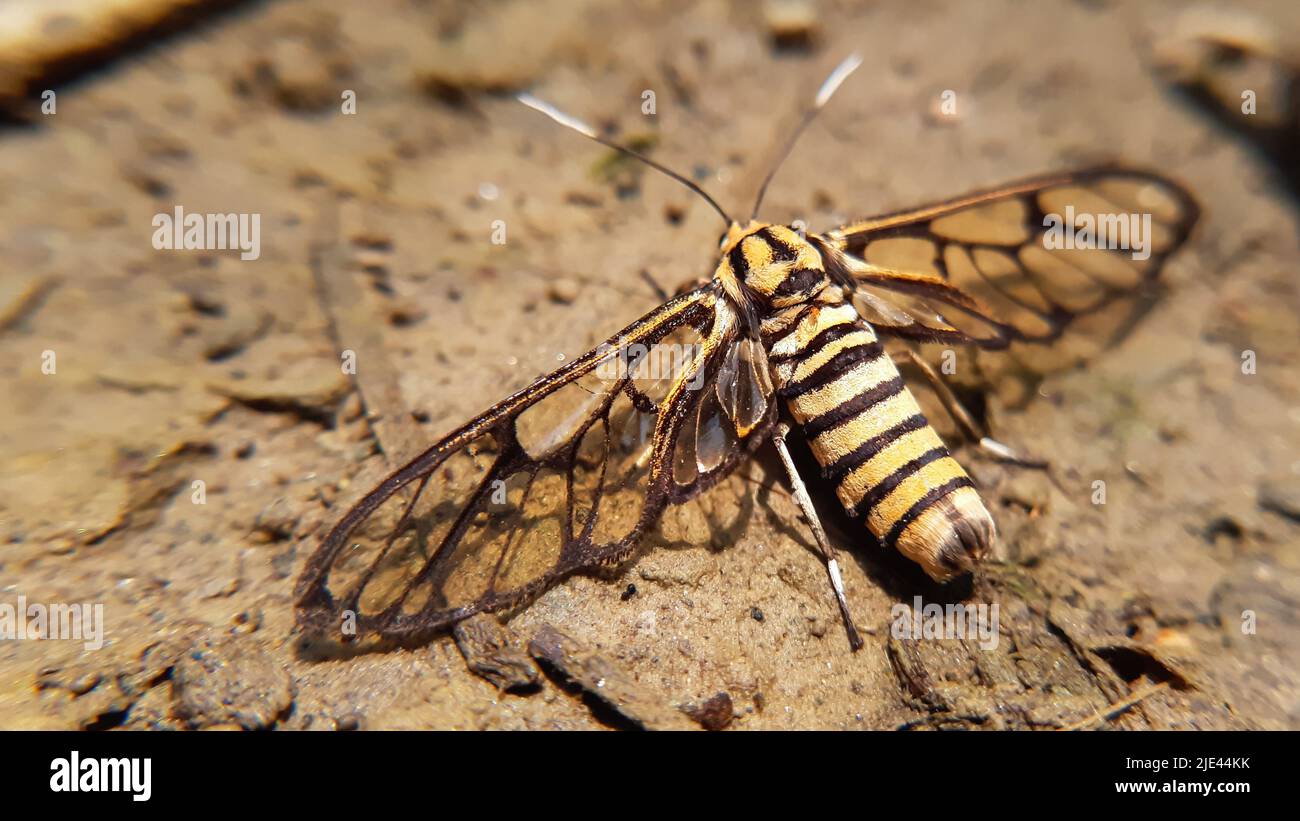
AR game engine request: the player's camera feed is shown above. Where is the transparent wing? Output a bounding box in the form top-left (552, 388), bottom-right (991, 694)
top-left (294, 284), bottom-right (774, 644)
top-left (823, 166), bottom-right (1200, 350)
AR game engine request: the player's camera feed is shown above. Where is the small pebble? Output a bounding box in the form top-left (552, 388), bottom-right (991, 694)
top-left (547, 278), bottom-right (581, 304)
top-left (764, 0), bottom-right (819, 51)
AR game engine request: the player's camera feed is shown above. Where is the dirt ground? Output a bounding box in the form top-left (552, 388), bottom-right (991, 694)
top-left (1, 0), bottom-right (1298, 730)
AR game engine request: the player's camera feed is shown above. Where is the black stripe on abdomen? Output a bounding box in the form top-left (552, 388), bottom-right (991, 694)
top-left (778, 339), bottom-right (884, 398)
top-left (882, 476), bottom-right (975, 548)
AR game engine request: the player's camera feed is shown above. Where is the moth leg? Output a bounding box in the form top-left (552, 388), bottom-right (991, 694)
top-left (975, 435), bottom-right (1047, 469)
top-left (771, 422), bottom-right (864, 652)
top-left (638, 269), bottom-right (670, 301)
top-left (888, 349), bottom-right (981, 441)
top-left (671, 275), bottom-right (711, 297)
top-left (889, 349), bottom-right (1047, 469)
top-left (642, 269), bottom-right (710, 299)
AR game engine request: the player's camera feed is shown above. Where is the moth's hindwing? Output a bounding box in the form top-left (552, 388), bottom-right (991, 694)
top-left (820, 166), bottom-right (1200, 403)
top-left (826, 166), bottom-right (1198, 345)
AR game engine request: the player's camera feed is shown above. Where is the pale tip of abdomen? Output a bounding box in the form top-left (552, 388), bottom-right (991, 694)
top-left (894, 486), bottom-right (995, 582)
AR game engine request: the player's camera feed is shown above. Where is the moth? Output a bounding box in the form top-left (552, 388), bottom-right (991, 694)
top-left (295, 55), bottom-right (1198, 651)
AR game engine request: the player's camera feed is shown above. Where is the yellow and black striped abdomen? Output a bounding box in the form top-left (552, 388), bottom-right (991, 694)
top-left (769, 300), bottom-right (995, 581)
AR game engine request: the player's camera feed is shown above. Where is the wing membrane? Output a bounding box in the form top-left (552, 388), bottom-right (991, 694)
top-left (824, 166), bottom-right (1199, 350)
top-left (295, 284), bottom-right (773, 644)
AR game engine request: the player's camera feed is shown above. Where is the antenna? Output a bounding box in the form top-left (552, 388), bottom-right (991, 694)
top-left (749, 53), bottom-right (863, 221)
top-left (518, 93), bottom-right (733, 226)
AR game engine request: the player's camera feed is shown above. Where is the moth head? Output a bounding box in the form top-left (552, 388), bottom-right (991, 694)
top-left (719, 223), bottom-right (829, 308)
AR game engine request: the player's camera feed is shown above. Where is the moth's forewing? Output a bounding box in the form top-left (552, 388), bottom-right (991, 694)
top-left (295, 286), bottom-right (770, 643)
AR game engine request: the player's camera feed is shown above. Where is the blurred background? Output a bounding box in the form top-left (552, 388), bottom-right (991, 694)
top-left (0, 0), bottom-right (1297, 730)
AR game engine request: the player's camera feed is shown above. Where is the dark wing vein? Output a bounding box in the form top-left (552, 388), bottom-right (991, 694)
top-left (295, 283), bottom-right (773, 644)
top-left (822, 165), bottom-right (1200, 349)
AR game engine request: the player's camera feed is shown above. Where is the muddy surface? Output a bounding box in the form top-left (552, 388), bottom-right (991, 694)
top-left (1, 0), bottom-right (1297, 730)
